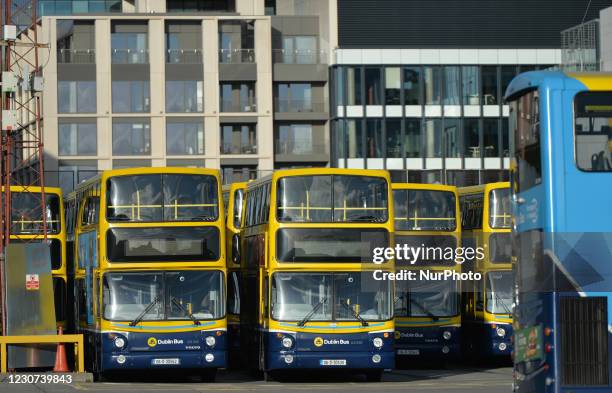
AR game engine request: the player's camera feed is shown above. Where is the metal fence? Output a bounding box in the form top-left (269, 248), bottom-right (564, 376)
top-left (561, 19), bottom-right (601, 72)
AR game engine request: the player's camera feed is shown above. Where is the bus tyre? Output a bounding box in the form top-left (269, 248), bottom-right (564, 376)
top-left (200, 369), bottom-right (217, 383)
top-left (365, 370), bottom-right (383, 382)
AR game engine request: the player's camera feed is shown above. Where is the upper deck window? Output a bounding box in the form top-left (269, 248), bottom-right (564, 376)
top-left (106, 174), bottom-right (218, 222)
top-left (489, 188), bottom-right (511, 229)
top-left (276, 175), bottom-right (388, 223)
top-left (11, 192), bottom-right (61, 235)
top-left (393, 189), bottom-right (456, 231)
top-left (510, 90), bottom-right (541, 192)
top-left (575, 91), bottom-right (612, 171)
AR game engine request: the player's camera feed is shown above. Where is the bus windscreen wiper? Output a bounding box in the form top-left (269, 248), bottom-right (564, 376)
top-left (408, 297), bottom-right (439, 321)
top-left (190, 214), bottom-right (216, 221)
top-left (129, 295), bottom-right (161, 326)
top-left (298, 297), bottom-right (327, 327)
top-left (171, 296), bottom-right (201, 326)
top-left (340, 300), bottom-right (369, 326)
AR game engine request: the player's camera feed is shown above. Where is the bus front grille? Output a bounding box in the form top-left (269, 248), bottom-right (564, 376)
top-left (560, 296), bottom-right (609, 386)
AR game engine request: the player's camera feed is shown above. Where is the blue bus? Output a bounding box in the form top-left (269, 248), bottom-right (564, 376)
top-left (505, 72), bottom-right (612, 392)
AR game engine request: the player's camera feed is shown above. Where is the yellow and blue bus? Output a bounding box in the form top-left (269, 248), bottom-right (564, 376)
top-left (392, 183), bottom-right (462, 362)
top-left (10, 186), bottom-right (67, 329)
top-left (506, 72), bottom-right (612, 392)
top-left (459, 182), bottom-right (512, 359)
top-left (222, 182), bottom-right (246, 367)
top-left (240, 168), bottom-right (395, 381)
top-left (66, 167), bottom-right (226, 379)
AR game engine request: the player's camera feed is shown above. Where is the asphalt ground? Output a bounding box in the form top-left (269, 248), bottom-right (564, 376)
top-left (0, 365), bottom-right (513, 393)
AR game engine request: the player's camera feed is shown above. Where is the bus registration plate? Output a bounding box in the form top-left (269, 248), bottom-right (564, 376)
top-left (397, 349), bottom-right (419, 355)
top-left (320, 359), bottom-right (346, 366)
top-left (152, 358), bottom-right (180, 365)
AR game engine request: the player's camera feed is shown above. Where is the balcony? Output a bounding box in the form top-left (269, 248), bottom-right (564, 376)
top-left (275, 99), bottom-right (326, 113)
top-left (111, 49), bottom-right (149, 64)
top-left (57, 49), bottom-right (95, 64)
top-left (221, 144), bottom-right (258, 155)
top-left (166, 49), bottom-right (202, 64)
top-left (272, 49), bottom-right (327, 64)
top-left (220, 100), bottom-right (257, 113)
top-left (219, 49), bottom-right (255, 64)
top-left (275, 141), bottom-right (327, 156)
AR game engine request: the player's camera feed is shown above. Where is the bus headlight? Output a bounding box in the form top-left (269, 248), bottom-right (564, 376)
top-left (496, 328), bottom-right (506, 337)
top-left (282, 337), bottom-right (294, 349)
top-left (442, 331), bottom-right (452, 340)
top-left (284, 354), bottom-right (294, 364)
top-left (499, 342), bottom-right (508, 351)
top-left (116, 355), bottom-right (126, 364)
top-left (372, 354), bottom-right (381, 364)
top-left (372, 337), bottom-right (383, 348)
top-left (114, 337), bottom-right (126, 349)
top-left (205, 336), bottom-right (216, 347)
top-left (442, 346), bottom-right (450, 354)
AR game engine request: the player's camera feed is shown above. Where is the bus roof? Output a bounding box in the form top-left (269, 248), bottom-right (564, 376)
top-left (7, 185), bottom-right (63, 196)
top-left (391, 182), bottom-right (457, 193)
top-left (458, 182), bottom-right (509, 195)
top-left (246, 168), bottom-right (391, 190)
top-left (222, 182), bottom-right (248, 193)
top-left (504, 71), bottom-right (612, 102)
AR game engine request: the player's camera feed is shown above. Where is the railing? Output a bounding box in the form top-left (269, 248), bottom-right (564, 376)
top-left (221, 144), bottom-right (258, 155)
top-left (166, 49), bottom-right (203, 64)
top-left (274, 99), bottom-right (326, 113)
top-left (275, 141), bottom-right (327, 156)
top-left (0, 334), bottom-right (84, 372)
top-left (219, 49), bottom-right (255, 64)
top-left (272, 49), bottom-right (328, 64)
top-left (39, 0), bottom-right (122, 16)
top-left (57, 49), bottom-right (95, 64)
top-left (111, 48), bottom-right (149, 64)
top-left (220, 100), bottom-right (257, 113)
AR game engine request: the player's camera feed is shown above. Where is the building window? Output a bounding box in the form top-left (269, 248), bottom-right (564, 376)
top-left (346, 119), bottom-right (364, 158)
top-left (276, 83), bottom-right (313, 112)
top-left (347, 67), bottom-right (362, 105)
top-left (58, 121), bottom-right (97, 156)
top-left (277, 124), bottom-right (315, 155)
top-left (58, 81), bottom-right (96, 113)
top-left (167, 0), bottom-right (233, 12)
top-left (221, 165), bottom-right (257, 184)
top-left (386, 119), bottom-right (402, 158)
top-left (165, 21), bottom-right (202, 63)
top-left (405, 119), bottom-right (421, 158)
top-left (112, 120), bottom-right (151, 155)
top-left (280, 36), bottom-right (317, 64)
top-left (220, 82), bottom-right (256, 112)
top-left (502, 121), bottom-right (509, 157)
top-left (166, 80), bottom-right (203, 112)
top-left (424, 118), bottom-right (442, 157)
top-left (463, 118), bottom-right (481, 158)
top-left (166, 120), bottom-right (204, 155)
top-left (501, 66), bottom-right (517, 101)
top-left (221, 124), bottom-right (257, 154)
top-left (462, 66), bottom-right (480, 105)
top-left (56, 20), bottom-right (95, 63)
top-left (424, 66), bottom-right (441, 105)
top-left (365, 68), bottom-right (382, 105)
top-left (40, 0), bottom-right (121, 15)
top-left (219, 20), bottom-right (255, 63)
top-left (443, 66), bottom-right (460, 105)
top-left (404, 67), bottom-right (422, 105)
top-left (483, 119), bottom-right (499, 157)
top-left (385, 67), bottom-right (401, 105)
top-left (334, 67), bottom-right (345, 107)
top-left (112, 80), bottom-right (150, 113)
top-left (111, 24), bottom-right (148, 64)
top-left (366, 119), bottom-right (383, 158)
top-left (444, 118), bottom-right (460, 158)
top-left (482, 66), bottom-right (499, 105)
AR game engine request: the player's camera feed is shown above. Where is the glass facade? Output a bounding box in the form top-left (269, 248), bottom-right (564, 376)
top-left (58, 81), bottom-right (96, 113)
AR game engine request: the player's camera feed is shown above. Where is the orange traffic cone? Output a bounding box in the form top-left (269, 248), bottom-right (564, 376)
top-left (53, 327), bottom-right (69, 373)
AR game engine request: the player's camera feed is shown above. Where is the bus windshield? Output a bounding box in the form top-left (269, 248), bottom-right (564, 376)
top-left (271, 272), bottom-right (392, 322)
top-left (393, 189), bottom-right (456, 231)
top-left (394, 279), bottom-right (459, 317)
top-left (489, 188), bottom-right (511, 229)
top-left (11, 192), bottom-right (61, 234)
top-left (485, 271), bottom-right (513, 314)
top-left (277, 175), bottom-right (388, 223)
top-left (106, 174), bottom-right (218, 222)
top-left (103, 270), bottom-right (225, 321)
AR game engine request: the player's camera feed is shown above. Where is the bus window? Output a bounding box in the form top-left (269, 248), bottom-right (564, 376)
top-left (574, 91), bottom-right (612, 171)
top-left (485, 271), bottom-right (513, 314)
top-left (511, 90), bottom-right (541, 192)
top-left (394, 279), bottom-right (459, 318)
top-left (489, 188), bottom-right (511, 229)
top-left (393, 189), bottom-right (456, 231)
top-left (233, 189), bottom-right (244, 229)
top-left (11, 193), bottom-right (61, 234)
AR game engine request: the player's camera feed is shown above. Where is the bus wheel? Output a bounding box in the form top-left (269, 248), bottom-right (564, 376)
top-left (365, 370), bottom-right (383, 382)
top-left (200, 369), bottom-right (217, 382)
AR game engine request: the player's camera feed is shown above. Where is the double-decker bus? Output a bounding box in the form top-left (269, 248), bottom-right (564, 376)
top-left (222, 182), bottom-right (246, 367)
top-left (392, 183), bottom-right (462, 363)
top-left (66, 167), bottom-right (226, 380)
top-left (506, 71), bottom-right (612, 392)
top-left (10, 186), bottom-right (67, 329)
top-left (459, 182), bottom-right (512, 360)
top-left (240, 168), bottom-right (394, 381)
